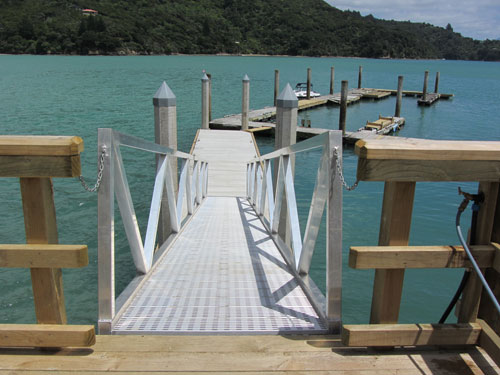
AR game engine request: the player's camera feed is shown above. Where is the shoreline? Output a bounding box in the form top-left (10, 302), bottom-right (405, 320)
top-left (0, 52), bottom-right (459, 62)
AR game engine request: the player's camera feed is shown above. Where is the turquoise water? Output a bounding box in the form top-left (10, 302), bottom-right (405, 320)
top-left (1, 55), bottom-right (499, 326)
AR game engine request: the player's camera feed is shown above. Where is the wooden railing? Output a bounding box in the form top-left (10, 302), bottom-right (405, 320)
top-left (0, 136), bottom-right (95, 348)
top-left (342, 137), bottom-right (500, 359)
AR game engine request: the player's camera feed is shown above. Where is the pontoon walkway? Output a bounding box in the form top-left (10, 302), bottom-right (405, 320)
top-left (103, 129), bottom-right (334, 335)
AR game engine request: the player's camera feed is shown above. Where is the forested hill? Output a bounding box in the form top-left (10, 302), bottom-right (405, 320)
top-left (1, 0), bottom-right (499, 60)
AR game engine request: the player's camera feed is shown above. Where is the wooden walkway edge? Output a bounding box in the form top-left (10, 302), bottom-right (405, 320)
top-left (0, 334), bottom-right (497, 374)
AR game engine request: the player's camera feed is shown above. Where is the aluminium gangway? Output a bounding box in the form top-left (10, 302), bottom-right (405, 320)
top-left (97, 129), bottom-right (342, 335)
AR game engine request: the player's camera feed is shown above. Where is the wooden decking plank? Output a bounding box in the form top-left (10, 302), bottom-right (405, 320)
top-left (0, 350), bottom-right (473, 372)
top-left (0, 371), bottom-right (455, 375)
top-left (89, 334), bottom-right (340, 352)
top-left (0, 342), bottom-right (497, 374)
top-left (192, 130), bottom-right (257, 197)
top-left (478, 319), bottom-right (500, 368)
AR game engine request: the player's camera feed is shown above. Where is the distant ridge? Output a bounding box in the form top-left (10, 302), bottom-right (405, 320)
top-left (0, 0), bottom-right (499, 60)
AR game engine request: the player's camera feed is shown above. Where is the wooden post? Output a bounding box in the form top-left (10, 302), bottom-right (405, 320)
top-left (207, 73), bottom-right (212, 121)
top-left (395, 76), bottom-right (404, 117)
top-left (478, 184), bottom-right (500, 333)
top-left (154, 81), bottom-right (178, 244)
top-left (434, 72), bottom-right (440, 93)
top-left (274, 69), bottom-right (279, 107)
top-left (370, 181), bottom-right (416, 324)
top-left (242, 74), bottom-right (250, 131)
top-left (422, 71), bottom-right (429, 100)
top-left (358, 66), bottom-right (363, 89)
top-left (460, 182), bottom-right (500, 324)
top-left (201, 73), bottom-right (209, 129)
top-left (20, 177), bottom-right (66, 324)
top-left (306, 68), bottom-right (311, 100)
top-left (339, 80), bottom-right (348, 136)
top-left (330, 66), bottom-right (335, 95)
top-left (275, 83), bottom-right (298, 245)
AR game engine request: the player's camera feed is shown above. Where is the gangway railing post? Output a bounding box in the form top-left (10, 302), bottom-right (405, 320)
top-left (326, 130), bottom-right (343, 332)
top-left (98, 128), bottom-right (115, 334)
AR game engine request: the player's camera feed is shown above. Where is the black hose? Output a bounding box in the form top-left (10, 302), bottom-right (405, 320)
top-left (439, 270), bottom-right (470, 323)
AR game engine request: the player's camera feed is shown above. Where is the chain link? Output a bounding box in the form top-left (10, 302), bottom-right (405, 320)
top-left (79, 149), bottom-right (106, 192)
top-left (333, 147), bottom-right (359, 191)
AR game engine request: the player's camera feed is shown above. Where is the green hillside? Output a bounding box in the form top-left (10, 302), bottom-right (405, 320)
top-left (0, 0), bottom-right (499, 60)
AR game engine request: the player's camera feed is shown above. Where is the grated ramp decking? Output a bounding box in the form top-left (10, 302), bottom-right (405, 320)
top-left (113, 196), bottom-right (327, 334)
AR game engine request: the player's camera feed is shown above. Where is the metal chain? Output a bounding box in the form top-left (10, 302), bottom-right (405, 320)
top-left (334, 147), bottom-right (359, 191)
top-left (79, 149), bottom-right (106, 192)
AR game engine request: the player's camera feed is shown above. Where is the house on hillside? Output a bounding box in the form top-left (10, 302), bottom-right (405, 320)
top-left (82, 9), bottom-right (98, 16)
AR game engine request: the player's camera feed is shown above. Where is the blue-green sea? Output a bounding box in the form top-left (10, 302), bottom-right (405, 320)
top-left (1, 55), bottom-right (499, 327)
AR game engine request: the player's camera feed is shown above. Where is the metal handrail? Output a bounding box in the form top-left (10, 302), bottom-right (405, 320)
top-left (248, 132), bottom-right (328, 163)
top-left (246, 130), bottom-right (343, 332)
top-left (112, 131), bottom-right (200, 160)
top-left (97, 128), bottom-right (208, 334)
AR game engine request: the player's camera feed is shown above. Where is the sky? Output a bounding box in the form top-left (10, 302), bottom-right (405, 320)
top-left (325, 0), bottom-right (500, 40)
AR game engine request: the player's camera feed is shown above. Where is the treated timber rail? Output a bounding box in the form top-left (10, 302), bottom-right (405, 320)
top-left (0, 136), bottom-right (95, 348)
top-left (341, 137), bottom-right (500, 366)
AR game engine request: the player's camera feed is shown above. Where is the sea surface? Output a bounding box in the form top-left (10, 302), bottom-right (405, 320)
top-left (0, 55), bottom-right (499, 327)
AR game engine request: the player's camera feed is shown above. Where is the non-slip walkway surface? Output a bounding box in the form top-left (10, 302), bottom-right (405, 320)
top-left (113, 196), bottom-right (327, 334)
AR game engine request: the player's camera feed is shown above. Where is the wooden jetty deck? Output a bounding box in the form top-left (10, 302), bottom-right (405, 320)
top-left (209, 85), bottom-right (447, 143)
top-left (2, 334), bottom-right (498, 374)
top-left (210, 87), bottom-right (452, 132)
top-left (364, 88), bottom-right (453, 99)
top-left (210, 92), bottom-right (363, 130)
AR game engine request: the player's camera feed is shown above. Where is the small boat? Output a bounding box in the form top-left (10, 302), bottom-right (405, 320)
top-left (363, 115), bottom-right (405, 134)
top-left (294, 83), bottom-right (321, 99)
